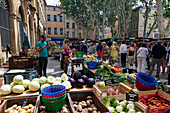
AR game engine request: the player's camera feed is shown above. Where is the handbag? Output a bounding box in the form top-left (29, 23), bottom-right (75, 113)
top-left (97, 50), bottom-right (103, 57)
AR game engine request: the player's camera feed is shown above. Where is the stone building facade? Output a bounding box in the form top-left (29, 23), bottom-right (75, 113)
top-left (0, 0), bottom-right (46, 60)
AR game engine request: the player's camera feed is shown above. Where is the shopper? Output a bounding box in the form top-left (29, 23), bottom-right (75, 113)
top-left (146, 45), bottom-right (151, 70)
top-left (119, 40), bottom-right (127, 67)
top-left (88, 43), bottom-right (95, 55)
top-left (80, 41), bottom-right (87, 54)
top-left (111, 42), bottom-right (118, 64)
top-left (102, 42), bottom-right (110, 61)
top-left (149, 40), bottom-right (166, 78)
top-left (108, 39), bottom-right (114, 48)
top-left (36, 35), bottom-right (48, 77)
top-left (96, 41), bottom-right (103, 60)
top-left (137, 43), bottom-right (148, 73)
top-left (128, 43), bottom-right (135, 67)
top-left (162, 42), bottom-right (167, 73)
top-left (63, 39), bottom-right (71, 56)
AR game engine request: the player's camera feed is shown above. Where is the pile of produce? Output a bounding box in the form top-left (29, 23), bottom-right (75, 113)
top-left (95, 64), bottom-right (132, 85)
top-left (73, 96), bottom-right (100, 113)
top-left (102, 97), bottom-right (141, 113)
top-left (69, 71), bottom-right (95, 88)
top-left (139, 95), bottom-right (170, 110)
top-left (106, 88), bottom-right (120, 96)
top-left (39, 104), bottom-right (70, 113)
top-left (0, 73), bottom-right (72, 95)
top-left (5, 104), bottom-right (35, 113)
top-left (0, 75), bottom-right (40, 95)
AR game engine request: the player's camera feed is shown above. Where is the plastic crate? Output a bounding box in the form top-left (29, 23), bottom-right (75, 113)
top-left (4, 69), bottom-right (37, 84)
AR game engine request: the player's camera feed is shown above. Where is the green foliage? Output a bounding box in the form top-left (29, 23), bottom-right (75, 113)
top-left (102, 97), bottom-right (111, 107)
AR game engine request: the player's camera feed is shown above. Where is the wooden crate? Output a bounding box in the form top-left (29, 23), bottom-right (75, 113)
top-left (0, 90), bottom-right (39, 100)
top-left (35, 94), bottom-right (75, 113)
top-left (101, 94), bottom-right (144, 113)
top-left (93, 83), bottom-right (133, 98)
top-left (0, 96), bottom-right (38, 113)
top-left (68, 90), bottom-right (109, 113)
top-left (135, 89), bottom-right (170, 113)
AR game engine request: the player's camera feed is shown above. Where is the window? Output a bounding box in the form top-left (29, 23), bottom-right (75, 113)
top-left (54, 15), bottom-right (57, 21)
top-left (66, 22), bottom-right (69, 28)
top-left (53, 7), bottom-right (55, 11)
top-left (66, 16), bottom-right (69, 19)
top-left (47, 15), bottom-right (50, 21)
top-left (54, 28), bottom-right (57, 34)
top-left (72, 23), bottom-right (75, 29)
top-left (48, 28), bottom-right (51, 34)
top-left (60, 8), bottom-right (62, 12)
top-left (96, 28), bottom-right (98, 33)
top-left (46, 7), bottom-right (51, 10)
top-left (95, 35), bottom-right (98, 39)
top-left (79, 33), bottom-right (81, 38)
top-left (60, 28), bottom-right (63, 35)
top-left (60, 16), bottom-right (63, 22)
top-left (67, 31), bottom-right (69, 38)
top-left (72, 32), bottom-right (75, 38)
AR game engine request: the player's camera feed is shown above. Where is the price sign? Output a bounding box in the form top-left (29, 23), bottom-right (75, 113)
top-left (104, 79), bottom-right (114, 86)
top-left (95, 75), bottom-right (103, 82)
top-left (126, 91), bottom-right (138, 102)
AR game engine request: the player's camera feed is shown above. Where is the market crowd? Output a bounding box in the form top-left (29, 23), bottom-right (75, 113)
top-left (36, 35), bottom-right (170, 81)
top-left (62, 39), bottom-right (170, 79)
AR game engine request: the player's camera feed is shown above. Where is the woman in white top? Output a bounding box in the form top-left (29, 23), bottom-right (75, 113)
top-left (119, 40), bottom-right (127, 67)
top-left (137, 43), bottom-right (148, 73)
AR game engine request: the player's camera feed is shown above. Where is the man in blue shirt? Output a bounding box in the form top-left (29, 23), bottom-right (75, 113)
top-left (36, 35), bottom-right (48, 77)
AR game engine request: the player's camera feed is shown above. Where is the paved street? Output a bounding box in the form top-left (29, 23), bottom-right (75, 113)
top-left (46, 57), bottom-right (168, 83)
top-left (46, 57), bottom-right (63, 77)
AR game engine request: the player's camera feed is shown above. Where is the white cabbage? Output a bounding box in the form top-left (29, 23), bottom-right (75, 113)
top-left (61, 73), bottom-right (68, 81)
top-left (47, 76), bottom-right (55, 84)
top-left (56, 77), bottom-right (62, 82)
top-left (32, 78), bottom-right (40, 82)
top-left (62, 81), bottom-right (72, 89)
top-left (128, 109), bottom-right (135, 113)
top-left (22, 79), bottom-right (31, 88)
top-left (29, 81), bottom-right (40, 91)
top-left (116, 106), bottom-right (123, 112)
top-left (53, 81), bottom-right (61, 85)
top-left (39, 76), bottom-right (47, 84)
top-left (13, 75), bottom-right (24, 84)
top-left (41, 83), bottom-right (50, 91)
top-left (0, 84), bottom-right (12, 95)
top-left (12, 85), bottom-right (25, 94)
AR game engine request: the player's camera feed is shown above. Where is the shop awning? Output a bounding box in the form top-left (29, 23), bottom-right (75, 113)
top-left (51, 37), bottom-right (65, 41)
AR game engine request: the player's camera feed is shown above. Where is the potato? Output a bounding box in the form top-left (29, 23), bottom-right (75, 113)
top-left (86, 100), bottom-right (90, 106)
top-left (78, 102), bottom-right (82, 105)
top-left (87, 96), bottom-right (92, 100)
top-left (5, 107), bottom-right (13, 113)
top-left (77, 107), bottom-right (82, 112)
top-left (73, 104), bottom-right (78, 109)
top-left (23, 106), bottom-right (29, 111)
top-left (98, 112), bottom-right (101, 113)
top-left (93, 107), bottom-right (97, 111)
top-left (12, 105), bottom-right (17, 109)
top-left (87, 108), bottom-right (93, 112)
top-left (115, 89), bottom-right (119, 95)
top-left (16, 106), bottom-right (21, 110)
top-left (74, 101), bottom-right (78, 105)
top-left (62, 108), bottom-right (68, 113)
top-left (62, 107), bottom-right (67, 110)
top-left (82, 101), bottom-right (86, 104)
top-left (27, 109), bottom-right (31, 113)
top-left (81, 104), bottom-right (87, 108)
top-left (107, 88), bottom-right (115, 96)
top-left (64, 104), bottom-right (68, 108)
top-left (30, 106), bottom-right (34, 113)
top-left (89, 100), bottom-right (93, 103)
top-left (28, 104), bottom-right (33, 109)
top-left (93, 111), bottom-right (97, 113)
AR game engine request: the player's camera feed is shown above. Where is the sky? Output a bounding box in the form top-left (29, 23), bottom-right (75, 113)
top-left (46, 0), bottom-right (60, 6)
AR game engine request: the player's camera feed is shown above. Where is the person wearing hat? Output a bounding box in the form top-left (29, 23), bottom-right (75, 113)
top-left (102, 42), bottom-right (110, 61)
top-left (36, 35), bottom-right (49, 77)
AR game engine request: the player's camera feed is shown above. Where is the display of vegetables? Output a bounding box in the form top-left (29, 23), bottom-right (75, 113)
top-left (73, 96), bottom-right (100, 113)
top-left (139, 96), bottom-right (170, 110)
top-left (102, 97), bottom-right (141, 113)
top-left (5, 104), bottom-right (35, 113)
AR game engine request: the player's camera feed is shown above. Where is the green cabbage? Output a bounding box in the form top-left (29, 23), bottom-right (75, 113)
top-left (39, 76), bottom-right (47, 84)
top-left (22, 79), bottom-right (31, 88)
top-left (13, 75), bottom-right (24, 84)
top-left (0, 85), bottom-right (12, 95)
top-left (61, 73), bottom-right (68, 81)
top-left (29, 81), bottom-right (40, 91)
top-left (12, 85), bottom-right (25, 94)
top-left (41, 83), bottom-right (50, 90)
top-left (47, 76), bottom-right (55, 84)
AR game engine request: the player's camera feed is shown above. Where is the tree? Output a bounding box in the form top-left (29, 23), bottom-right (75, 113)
top-left (156, 0), bottom-right (170, 37)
